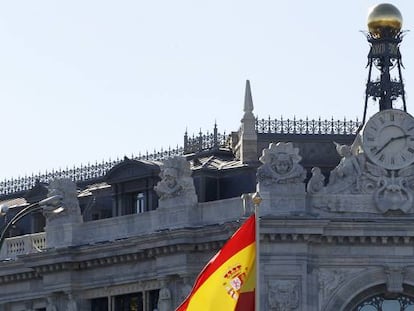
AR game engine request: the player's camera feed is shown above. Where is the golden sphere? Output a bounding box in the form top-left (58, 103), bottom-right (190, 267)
top-left (367, 3), bottom-right (403, 37)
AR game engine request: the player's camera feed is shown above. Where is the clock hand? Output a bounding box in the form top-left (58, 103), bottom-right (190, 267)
top-left (375, 134), bottom-right (410, 155)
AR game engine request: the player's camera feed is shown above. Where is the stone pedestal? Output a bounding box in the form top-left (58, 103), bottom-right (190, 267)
top-left (45, 222), bottom-right (83, 248)
top-left (258, 184), bottom-right (306, 216)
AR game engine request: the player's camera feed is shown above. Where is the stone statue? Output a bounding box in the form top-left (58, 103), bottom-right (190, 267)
top-left (157, 284), bottom-right (172, 311)
top-left (155, 167), bottom-right (181, 199)
top-left (155, 157), bottom-right (197, 207)
top-left (41, 178), bottom-right (82, 223)
top-left (66, 293), bottom-right (78, 311)
top-left (24, 302), bottom-right (34, 311)
top-left (257, 142), bottom-right (306, 186)
top-left (46, 297), bottom-right (57, 311)
top-left (307, 167), bottom-right (325, 194)
top-left (325, 142), bottom-right (363, 193)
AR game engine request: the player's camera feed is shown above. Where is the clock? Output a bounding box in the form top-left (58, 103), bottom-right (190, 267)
top-left (362, 109), bottom-right (414, 170)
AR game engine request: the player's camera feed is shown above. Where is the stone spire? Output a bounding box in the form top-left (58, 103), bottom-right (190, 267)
top-left (237, 80), bottom-right (257, 164)
top-left (244, 80), bottom-right (254, 116)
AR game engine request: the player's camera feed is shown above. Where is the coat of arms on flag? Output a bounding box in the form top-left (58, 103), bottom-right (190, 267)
top-left (176, 214), bottom-right (256, 311)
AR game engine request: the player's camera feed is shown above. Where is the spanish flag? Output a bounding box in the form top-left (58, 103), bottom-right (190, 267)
top-left (176, 214), bottom-right (256, 311)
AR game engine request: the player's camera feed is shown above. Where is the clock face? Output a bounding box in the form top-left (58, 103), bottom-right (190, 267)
top-left (362, 109), bottom-right (414, 170)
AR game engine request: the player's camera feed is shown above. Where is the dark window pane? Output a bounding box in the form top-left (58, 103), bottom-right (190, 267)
top-left (91, 297), bottom-right (108, 311)
top-left (114, 292), bottom-right (143, 311)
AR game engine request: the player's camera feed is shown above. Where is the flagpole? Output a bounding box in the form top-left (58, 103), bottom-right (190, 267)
top-left (252, 192), bottom-right (262, 311)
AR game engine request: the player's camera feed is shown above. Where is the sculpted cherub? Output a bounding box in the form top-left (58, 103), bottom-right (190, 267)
top-left (257, 142), bottom-right (306, 185)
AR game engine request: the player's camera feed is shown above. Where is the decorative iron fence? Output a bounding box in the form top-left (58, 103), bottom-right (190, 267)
top-left (256, 117), bottom-right (361, 135)
top-left (0, 118), bottom-right (362, 196)
top-left (0, 148), bottom-right (186, 196)
top-left (0, 125), bottom-right (230, 196)
top-left (184, 127), bottom-right (231, 154)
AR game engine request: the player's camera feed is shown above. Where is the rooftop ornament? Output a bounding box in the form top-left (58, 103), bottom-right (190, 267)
top-left (367, 3), bottom-right (403, 38)
top-left (361, 3), bottom-right (407, 125)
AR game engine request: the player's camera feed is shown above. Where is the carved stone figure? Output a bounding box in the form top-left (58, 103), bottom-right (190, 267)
top-left (307, 167), bottom-right (325, 194)
top-left (374, 169), bottom-right (413, 213)
top-left (46, 297), bottom-right (57, 311)
top-left (312, 136), bottom-right (414, 213)
top-left (24, 302), bottom-right (34, 311)
top-left (268, 279), bottom-right (299, 311)
top-left (157, 285), bottom-right (172, 311)
top-left (327, 142), bottom-right (363, 193)
top-left (155, 157), bottom-right (197, 207)
top-left (66, 293), bottom-right (78, 311)
top-left (41, 178), bottom-right (82, 223)
top-left (257, 142), bottom-right (306, 186)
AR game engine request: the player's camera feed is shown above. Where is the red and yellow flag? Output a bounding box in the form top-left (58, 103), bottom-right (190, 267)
top-left (176, 214), bottom-right (256, 311)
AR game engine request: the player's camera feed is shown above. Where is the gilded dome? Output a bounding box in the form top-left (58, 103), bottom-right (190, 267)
top-left (367, 3), bottom-right (402, 37)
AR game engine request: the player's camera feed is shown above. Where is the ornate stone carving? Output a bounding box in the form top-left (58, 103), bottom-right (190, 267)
top-left (41, 178), bottom-right (82, 223)
top-left (385, 266), bottom-right (404, 293)
top-left (66, 292), bottom-right (79, 311)
top-left (318, 268), bottom-right (364, 308)
top-left (257, 142), bottom-right (306, 186)
top-left (326, 142), bottom-right (363, 193)
top-left (268, 279), bottom-right (299, 311)
top-left (307, 167), bottom-right (325, 194)
top-left (157, 281), bottom-right (172, 311)
top-left (46, 296), bottom-right (58, 311)
top-left (155, 157), bottom-right (197, 207)
top-left (373, 167), bottom-right (414, 213)
top-left (24, 302), bottom-right (34, 311)
top-left (310, 139), bottom-right (414, 214)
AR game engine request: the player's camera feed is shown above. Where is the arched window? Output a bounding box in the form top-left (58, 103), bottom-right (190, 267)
top-left (354, 294), bottom-right (414, 311)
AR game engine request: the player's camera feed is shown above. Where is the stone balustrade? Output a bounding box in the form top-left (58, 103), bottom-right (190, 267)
top-left (0, 197), bottom-right (244, 260)
top-left (0, 232), bottom-right (46, 260)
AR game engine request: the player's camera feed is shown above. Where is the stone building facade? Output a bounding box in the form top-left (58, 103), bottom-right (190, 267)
top-left (1, 5), bottom-right (414, 310)
top-left (1, 82), bottom-right (412, 310)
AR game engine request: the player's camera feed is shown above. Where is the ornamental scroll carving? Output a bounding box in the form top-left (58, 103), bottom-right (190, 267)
top-left (268, 279), bottom-right (300, 311)
top-left (318, 268), bottom-right (364, 308)
top-left (257, 142), bottom-right (306, 186)
top-left (155, 157), bottom-right (197, 207)
top-left (309, 140), bottom-right (414, 214)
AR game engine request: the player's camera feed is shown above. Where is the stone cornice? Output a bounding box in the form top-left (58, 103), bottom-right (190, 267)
top-left (262, 232), bottom-right (414, 245)
top-left (261, 217), bottom-right (414, 245)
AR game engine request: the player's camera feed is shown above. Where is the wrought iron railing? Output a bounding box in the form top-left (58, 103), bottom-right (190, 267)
top-left (256, 117), bottom-right (361, 135)
top-left (0, 125), bottom-right (230, 196)
top-left (183, 124), bottom-right (231, 154)
top-left (0, 147), bottom-right (186, 196)
top-left (0, 118), bottom-right (362, 196)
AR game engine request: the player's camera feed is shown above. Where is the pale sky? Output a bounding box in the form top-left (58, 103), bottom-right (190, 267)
top-left (0, 1), bottom-right (413, 179)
